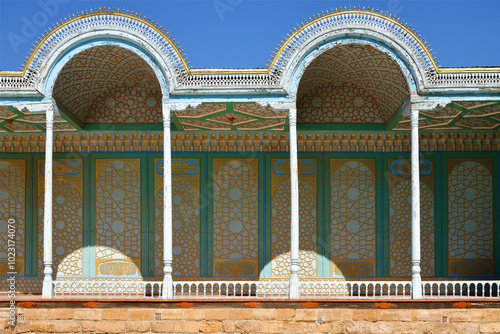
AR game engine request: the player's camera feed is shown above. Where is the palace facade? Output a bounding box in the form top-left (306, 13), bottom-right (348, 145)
top-left (0, 7), bottom-right (499, 301)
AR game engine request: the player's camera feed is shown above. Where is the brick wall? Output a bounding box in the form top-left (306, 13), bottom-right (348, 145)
top-left (1, 301), bottom-right (500, 333)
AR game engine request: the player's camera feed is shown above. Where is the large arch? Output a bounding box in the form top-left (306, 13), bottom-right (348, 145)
top-left (22, 9), bottom-right (187, 95)
top-left (295, 41), bottom-right (412, 125)
top-left (47, 41), bottom-right (165, 124)
top-left (269, 10), bottom-right (434, 94)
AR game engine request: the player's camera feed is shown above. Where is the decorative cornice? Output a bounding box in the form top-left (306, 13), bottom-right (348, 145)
top-left (1, 131), bottom-right (498, 154)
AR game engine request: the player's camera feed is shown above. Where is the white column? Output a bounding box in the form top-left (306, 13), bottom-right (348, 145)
top-left (162, 106), bottom-right (174, 299)
top-left (42, 105), bottom-right (54, 298)
top-left (411, 107), bottom-right (422, 298)
top-left (289, 107), bottom-right (300, 299)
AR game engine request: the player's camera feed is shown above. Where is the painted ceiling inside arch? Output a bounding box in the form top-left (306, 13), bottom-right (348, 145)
top-left (297, 44), bottom-right (410, 124)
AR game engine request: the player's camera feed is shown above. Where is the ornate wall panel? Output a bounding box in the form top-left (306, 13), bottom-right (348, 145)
top-left (330, 159), bottom-right (376, 277)
top-left (37, 159), bottom-right (83, 277)
top-left (86, 83), bottom-right (162, 124)
top-left (271, 159), bottom-right (317, 277)
top-left (0, 159), bottom-right (25, 276)
top-left (95, 158), bottom-right (141, 276)
top-left (298, 82), bottom-right (386, 124)
top-left (389, 159), bottom-right (435, 277)
top-left (212, 158), bottom-right (259, 277)
top-left (448, 158), bottom-right (493, 276)
top-left (154, 158), bottom-right (201, 277)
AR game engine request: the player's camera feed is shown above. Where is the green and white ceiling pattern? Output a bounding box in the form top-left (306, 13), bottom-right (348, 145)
top-left (0, 106), bottom-right (76, 133)
top-left (172, 103), bottom-right (288, 131)
top-left (1, 101), bottom-right (500, 133)
top-left (394, 102), bottom-right (500, 131)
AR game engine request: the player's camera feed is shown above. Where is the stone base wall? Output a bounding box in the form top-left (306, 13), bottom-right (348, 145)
top-left (1, 301), bottom-right (500, 334)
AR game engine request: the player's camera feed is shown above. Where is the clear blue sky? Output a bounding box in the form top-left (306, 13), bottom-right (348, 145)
top-left (0, 0), bottom-right (499, 71)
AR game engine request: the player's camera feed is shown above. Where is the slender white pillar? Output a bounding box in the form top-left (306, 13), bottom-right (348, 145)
top-left (42, 105), bottom-right (54, 298)
top-left (162, 106), bottom-right (174, 299)
top-left (289, 107), bottom-right (300, 299)
top-left (411, 108), bottom-right (422, 298)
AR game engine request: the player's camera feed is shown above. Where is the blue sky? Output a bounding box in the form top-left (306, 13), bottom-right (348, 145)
top-left (0, 0), bottom-right (499, 71)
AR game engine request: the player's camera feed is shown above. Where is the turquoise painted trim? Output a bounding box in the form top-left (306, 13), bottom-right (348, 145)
top-left (323, 154), bottom-right (331, 277)
top-left (441, 154), bottom-right (449, 277)
top-left (263, 153), bottom-right (276, 277)
top-left (495, 152), bottom-right (500, 276)
top-left (382, 154), bottom-right (390, 276)
top-left (258, 154), bottom-right (266, 276)
top-left (89, 155), bottom-right (97, 276)
top-left (140, 154), bottom-right (148, 276)
top-left (199, 153), bottom-right (208, 277)
top-left (325, 153), bottom-right (381, 277)
top-left (312, 153), bottom-right (324, 278)
top-left (206, 155), bottom-right (214, 277)
top-left (82, 154), bottom-right (90, 277)
top-left (386, 97), bottom-right (411, 131)
top-left (374, 154), bottom-right (383, 277)
top-left (432, 154), bottom-right (443, 277)
top-left (26, 155), bottom-right (33, 276)
top-left (32, 154), bottom-right (42, 276)
top-left (297, 123), bottom-right (386, 131)
top-left (147, 154), bottom-right (158, 277)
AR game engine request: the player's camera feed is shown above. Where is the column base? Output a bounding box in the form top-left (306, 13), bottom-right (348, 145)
top-left (42, 278), bottom-right (53, 299)
top-left (412, 274), bottom-right (422, 299)
top-left (162, 275), bottom-right (173, 300)
top-left (289, 274), bottom-right (300, 299)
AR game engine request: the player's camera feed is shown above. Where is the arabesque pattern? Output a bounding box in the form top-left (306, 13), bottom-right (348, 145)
top-left (330, 159), bottom-right (376, 276)
top-left (86, 83), bottom-right (162, 124)
top-left (298, 82), bottom-right (385, 123)
top-left (448, 159), bottom-right (493, 267)
top-left (95, 159), bottom-right (141, 271)
top-left (298, 44), bottom-right (410, 121)
top-left (213, 158), bottom-right (259, 276)
top-left (271, 159), bottom-right (317, 277)
top-left (53, 45), bottom-right (161, 123)
top-left (37, 160), bottom-right (83, 277)
top-left (389, 159), bottom-right (435, 277)
top-left (154, 158), bottom-right (200, 277)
